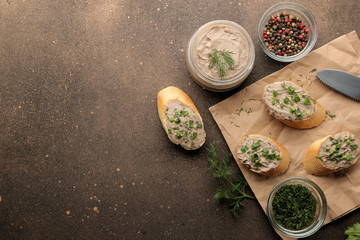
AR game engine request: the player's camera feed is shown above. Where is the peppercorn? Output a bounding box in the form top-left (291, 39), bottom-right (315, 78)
top-left (262, 12), bottom-right (309, 57)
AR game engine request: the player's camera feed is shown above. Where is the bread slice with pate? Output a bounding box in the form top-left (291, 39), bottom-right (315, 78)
top-left (304, 132), bottom-right (359, 175)
top-left (157, 86), bottom-right (206, 150)
top-left (236, 134), bottom-right (290, 176)
top-left (263, 81), bottom-right (326, 129)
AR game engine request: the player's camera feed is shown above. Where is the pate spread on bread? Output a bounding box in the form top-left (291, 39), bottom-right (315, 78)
top-left (304, 132), bottom-right (359, 175)
top-left (157, 86), bottom-right (206, 150)
top-left (236, 134), bottom-right (290, 176)
top-left (263, 81), bottom-right (326, 129)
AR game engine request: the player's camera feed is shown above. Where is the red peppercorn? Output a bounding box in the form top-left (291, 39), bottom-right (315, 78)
top-left (289, 19), bottom-right (292, 22)
top-left (278, 30), bottom-right (283, 34)
top-left (285, 18), bottom-right (288, 23)
top-left (298, 35), bottom-right (303, 40)
top-left (264, 34), bottom-right (268, 38)
top-left (285, 28), bottom-right (289, 34)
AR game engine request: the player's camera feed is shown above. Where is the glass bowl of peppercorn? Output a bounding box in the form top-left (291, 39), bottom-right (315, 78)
top-left (258, 2), bottom-right (318, 62)
top-left (266, 177), bottom-right (327, 238)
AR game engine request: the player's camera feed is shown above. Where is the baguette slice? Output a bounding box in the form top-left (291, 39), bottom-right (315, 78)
top-left (157, 86), bottom-right (206, 150)
top-left (236, 134), bottom-right (290, 176)
top-left (304, 132), bottom-right (360, 175)
top-left (263, 81), bottom-right (326, 129)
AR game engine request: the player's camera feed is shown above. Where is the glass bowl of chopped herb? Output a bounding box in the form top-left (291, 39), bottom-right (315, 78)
top-left (266, 177), bottom-right (327, 238)
top-left (186, 20), bottom-right (255, 91)
top-left (258, 2), bottom-right (318, 62)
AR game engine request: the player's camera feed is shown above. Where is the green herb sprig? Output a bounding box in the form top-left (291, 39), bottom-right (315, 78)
top-left (209, 49), bottom-right (234, 78)
top-left (207, 141), bottom-right (255, 218)
top-left (345, 222), bottom-right (360, 240)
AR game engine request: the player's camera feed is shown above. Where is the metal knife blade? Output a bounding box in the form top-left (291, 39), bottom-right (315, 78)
top-left (316, 69), bottom-right (360, 102)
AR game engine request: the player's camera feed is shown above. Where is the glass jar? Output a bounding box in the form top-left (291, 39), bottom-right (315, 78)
top-left (266, 177), bottom-right (327, 238)
top-left (258, 2), bottom-right (318, 62)
top-left (186, 20), bottom-right (255, 92)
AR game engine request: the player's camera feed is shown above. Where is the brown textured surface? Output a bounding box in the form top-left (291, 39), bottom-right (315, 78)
top-left (0, 1), bottom-right (359, 239)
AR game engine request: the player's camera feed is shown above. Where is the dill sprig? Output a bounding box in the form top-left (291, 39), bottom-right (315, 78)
top-left (209, 49), bottom-right (234, 78)
top-left (207, 141), bottom-right (256, 218)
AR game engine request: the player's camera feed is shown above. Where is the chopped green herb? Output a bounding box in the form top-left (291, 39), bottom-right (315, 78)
top-left (306, 110), bottom-right (311, 115)
top-left (295, 109), bottom-right (302, 118)
top-left (241, 145), bottom-right (248, 153)
top-left (251, 153), bottom-right (259, 161)
top-left (290, 106), bottom-right (296, 112)
top-left (251, 141), bottom-right (261, 150)
top-left (309, 68), bottom-right (317, 73)
top-left (168, 129), bottom-right (172, 134)
top-left (287, 86), bottom-right (295, 95)
top-left (245, 108), bottom-right (253, 115)
top-left (254, 160), bottom-right (263, 167)
top-left (189, 119), bottom-right (194, 128)
top-left (175, 118), bottom-right (181, 124)
top-left (175, 132), bottom-right (181, 139)
top-left (284, 97), bottom-right (289, 104)
top-left (191, 132), bottom-right (198, 140)
top-left (169, 117), bottom-right (175, 122)
top-left (272, 99), bottom-right (276, 105)
top-left (304, 97), bottom-right (311, 105)
top-left (235, 107), bottom-right (244, 116)
top-left (197, 123), bottom-right (203, 129)
top-left (181, 110), bottom-right (189, 116)
top-left (273, 90), bottom-right (278, 97)
top-left (334, 154), bottom-right (343, 162)
top-left (351, 145), bottom-right (358, 151)
top-left (272, 184), bottom-right (316, 230)
top-left (325, 110), bottom-right (336, 119)
top-left (294, 94), bottom-right (301, 102)
top-left (329, 148), bottom-right (335, 155)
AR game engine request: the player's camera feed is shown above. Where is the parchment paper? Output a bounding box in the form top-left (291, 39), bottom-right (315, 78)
top-left (209, 31), bottom-right (360, 239)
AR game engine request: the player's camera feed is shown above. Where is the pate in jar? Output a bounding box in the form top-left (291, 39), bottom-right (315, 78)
top-left (186, 20), bottom-right (255, 92)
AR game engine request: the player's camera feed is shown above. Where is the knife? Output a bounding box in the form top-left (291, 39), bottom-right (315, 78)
top-left (316, 69), bottom-right (360, 102)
